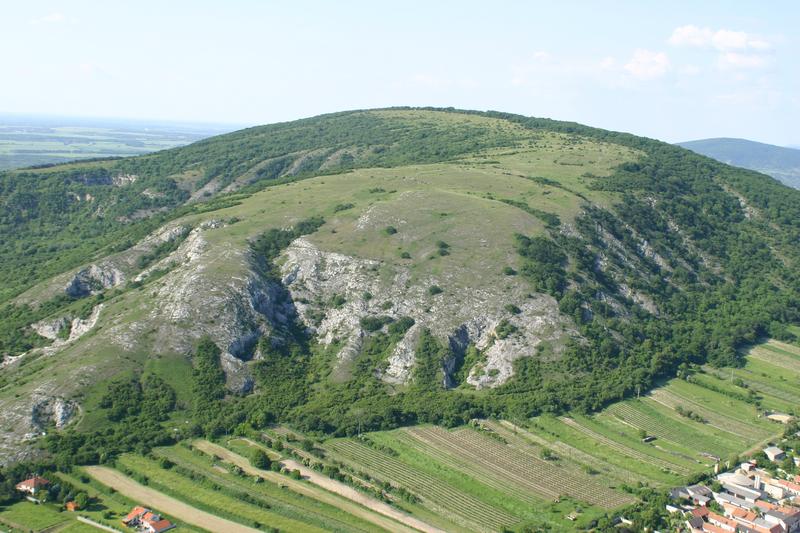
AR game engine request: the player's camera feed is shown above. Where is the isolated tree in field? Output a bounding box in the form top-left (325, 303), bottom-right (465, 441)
top-left (250, 448), bottom-right (271, 469)
top-left (74, 492), bottom-right (89, 509)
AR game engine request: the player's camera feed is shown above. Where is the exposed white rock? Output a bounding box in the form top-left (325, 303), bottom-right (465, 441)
top-left (31, 316), bottom-right (70, 340)
top-left (65, 264), bottom-right (125, 298)
top-left (111, 221), bottom-right (288, 392)
top-left (280, 237), bottom-right (576, 389)
top-left (383, 324), bottom-right (422, 385)
top-left (32, 396), bottom-right (77, 430)
top-left (112, 173), bottom-right (138, 186)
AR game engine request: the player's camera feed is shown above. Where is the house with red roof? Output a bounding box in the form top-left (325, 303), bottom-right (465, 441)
top-left (15, 476), bottom-right (49, 495)
top-left (122, 506), bottom-right (175, 533)
top-left (707, 511), bottom-right (740, 532)
top-left (777, 479), bottom-right (800, 497)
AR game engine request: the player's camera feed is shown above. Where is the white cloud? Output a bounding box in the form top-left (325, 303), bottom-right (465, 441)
top-left (669, 25), bottom-right (713, 47)
top-left (717, 52), bottom-right (770, 70)
top-left (668, 24), bottom-right (771, 51)
top-left (624, 49), bottom-right (670, 80)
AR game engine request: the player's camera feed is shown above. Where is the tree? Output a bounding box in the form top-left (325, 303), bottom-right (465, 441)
top-left (250, 448), bottom-right (271, 470)
top-left (74, 492), bottom-right (89, 509)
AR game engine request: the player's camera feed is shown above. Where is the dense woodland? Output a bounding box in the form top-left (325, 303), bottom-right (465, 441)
top-left (3, 108), bottom-right (800, 530)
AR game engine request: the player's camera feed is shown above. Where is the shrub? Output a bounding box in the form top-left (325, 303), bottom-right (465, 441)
top-left (385, 226), bottom-right (398, 235)
top-left (329, 294), bottom-right (346, 308)
top-left (388, 316), bottom-right (415, 336)
top-left (400, 251), bottom-right (411, 259)
top-left (495, 319), bottom-right (517, 339)
top-left (505, 304), bottom-right (521, 314)
top-left (250, 448), bottom-right (271, 469)
top-left (360, 316), bottom-right (393, 332)
top-left (333, 203), bottom-right (354, 212)
top-left (502, 266), bottom-right (517, 275)
top-left (428, 285), bottom-right (443, 296)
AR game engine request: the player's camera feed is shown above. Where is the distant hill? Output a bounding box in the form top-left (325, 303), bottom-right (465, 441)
top-left (0, 114), bottom-right (236, 170)
top-left (678, 137), bottom-right (800, 189)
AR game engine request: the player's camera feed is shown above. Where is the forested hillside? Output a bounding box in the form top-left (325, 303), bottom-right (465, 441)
top-left (1, 108), bottom-right (799, 475)
top-left (679, 137), bottom-right (800, 189)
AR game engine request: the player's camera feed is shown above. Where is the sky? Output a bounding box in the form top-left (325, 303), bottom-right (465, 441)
top-left (2, 1), bottom-right (798, 145)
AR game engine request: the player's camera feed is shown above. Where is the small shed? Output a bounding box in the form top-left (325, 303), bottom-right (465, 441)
top-left (767, 413), bottom-right (794, 424)
top-left (764, 446), bottom-right (786, 462)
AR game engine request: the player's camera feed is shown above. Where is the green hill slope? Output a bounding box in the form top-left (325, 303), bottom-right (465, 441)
top-left (1, 108), bottom-right (799, 468)
top-left (678, 137), bottom-right (800, 189)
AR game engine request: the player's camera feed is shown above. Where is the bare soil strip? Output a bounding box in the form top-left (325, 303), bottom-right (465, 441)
top-left (194, 439), bottom-right (438, 533)
top-left (84, 465), bottom-right (259, 533)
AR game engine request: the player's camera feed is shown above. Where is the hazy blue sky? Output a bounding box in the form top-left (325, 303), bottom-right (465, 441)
top-left (2, 1), bottom-right (798, 144)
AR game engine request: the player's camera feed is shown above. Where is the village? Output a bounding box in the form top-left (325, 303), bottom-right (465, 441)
top-left (668, 441), bottom-right (800, 533)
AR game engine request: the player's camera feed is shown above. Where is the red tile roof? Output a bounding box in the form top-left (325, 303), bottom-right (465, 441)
top-left (729, 506), bottom-right (758, 523)
top-left (756, 500), bottom-right (778, 511)
top-left (144, 518), bottom-right (174, 533)
top-left (778, 479), bottom-right (800, 493)
top-left (15, 476), bottom-right (49, 491)
top-left (701, 523), bottom-right (730, 533)
top-left (122, 506), bottom-right (148, 524)
top-left (707, 511), bottom-right (739, 531)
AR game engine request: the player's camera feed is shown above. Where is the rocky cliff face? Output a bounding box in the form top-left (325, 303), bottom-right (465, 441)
top-left (280, 237), bottom-right (576, 388)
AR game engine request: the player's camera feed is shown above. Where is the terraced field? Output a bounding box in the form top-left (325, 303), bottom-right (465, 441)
top-left (323, 422), bottom-right (638, 531)
top-left (404, 426), bottom-right (634, 508)
top-left (604, 398), bottom-right (747, 457)
top-left (153, 443), bottom-right (394, 533)
top-left (749, 341), bottom-right (800, 373)
top-left (312, 340), bottom-right (799, 531)
top-left (110, 453), bottom-right (344, 533)
top-left (327, 438), bottom-right (519, 532)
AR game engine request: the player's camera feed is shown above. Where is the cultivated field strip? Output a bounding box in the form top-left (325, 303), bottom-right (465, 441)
top-left (767, 340), bottom-right (800, 356)
top-left (326, 440), bottom-right (518, 532)
top-left (386, 430), bottom-right (544, 505)
top-left (739, 371), bottom-right (800, 404)
top-left (750, 345), bottom-right (800, 374)
top-left (649, 388), bottom-right (770, 441)
top-left (116, 455), bottom-right (326, 533)
top-left (153, 446), bottom-right (376, 533)
top-left (405, 426), bottom-right (634, 509)
top-left (605, 400), bottom-right (743, 456)
top-left (558, 417), bottom-right (690, 474)
top-left (486, 420), bottom-right (650, 485)
top-left (86, 465), bottom-right (263, 533)
top-left (704, 365), bottom-right (800, 406)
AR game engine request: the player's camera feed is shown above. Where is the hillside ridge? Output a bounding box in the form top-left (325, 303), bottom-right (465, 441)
top-left (0, 108), bottom-right (799, 469)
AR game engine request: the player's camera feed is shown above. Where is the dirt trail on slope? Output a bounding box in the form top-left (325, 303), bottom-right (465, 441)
top-left (85, 466), bottom-right (259, 533)
top-left (195, 439), bottom-right (443, 533)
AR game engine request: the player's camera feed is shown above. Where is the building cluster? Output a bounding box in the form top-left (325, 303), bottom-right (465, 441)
top-left (670, 446), bottom-right (800, 533)
top-left (122, 506), bottom-right (175, 533)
